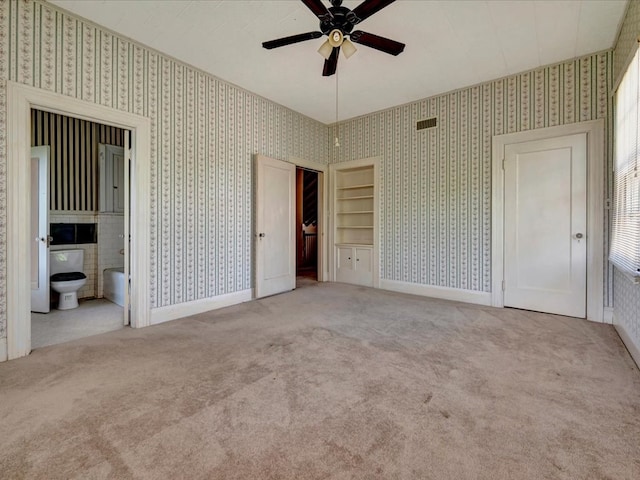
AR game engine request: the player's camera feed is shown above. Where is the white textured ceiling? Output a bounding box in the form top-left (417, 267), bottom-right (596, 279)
top-left (50, 0), bottom-right (628, 124)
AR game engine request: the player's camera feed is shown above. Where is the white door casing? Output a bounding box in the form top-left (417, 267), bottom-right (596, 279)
top-left (491, 120), bottom-right (604, 322)
top-left (503, 134), bottom-right (587, 317)
top-left (255, 155), bottom-right (296, 298)
top-left (123, 135), bottom-right (131, 327)
top-left (6, 81), bottom-right (151, 361)
top-left (30, 146), bottom-right (50, 314)
top-left (288, 156), bottom-right (328, 283)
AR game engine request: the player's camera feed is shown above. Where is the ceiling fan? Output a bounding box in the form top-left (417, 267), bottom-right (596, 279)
top-left (262, 0), bottom-right (405, 77)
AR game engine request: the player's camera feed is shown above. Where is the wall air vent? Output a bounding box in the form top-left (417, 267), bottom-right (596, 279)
top-left (416, 117), bottom-right (437, 131)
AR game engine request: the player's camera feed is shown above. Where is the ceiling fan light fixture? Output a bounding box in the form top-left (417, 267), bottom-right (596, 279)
top-left (328, 29), bottom-right (344, 48)
top-left (318, 39), bottom-right (333, 60)
top-left (262, 0), bottom-right (405, 77)
top-left (342, 38), bottom-right (357, 59)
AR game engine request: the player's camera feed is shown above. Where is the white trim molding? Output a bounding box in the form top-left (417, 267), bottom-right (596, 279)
top-left (6, 81), bottom-right (152, 360)
top-left (380, 279), bottom-right (492, 306)
top-left (288, 157), bottom-right (329, 283)
top-left (0, 338), bottom-right (7, 363)
top-left (150, 289), bottom-right (253, 326)
top-left (603, 307), bottom-right (614, 325)
top-left (491, 120), bottom-right (605, 322)
top-left (614, 321), bottom-right (640, 369)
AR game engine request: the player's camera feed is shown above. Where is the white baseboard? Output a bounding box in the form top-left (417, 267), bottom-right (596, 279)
top-left (0, 337), bottom-right (6, 362)
top-left (613, 319), bottom-right (640, 369)
top-left (379, 279), bottom-right (492, 306)
top-left (603, 307), bottom-right (614, 325)
top-left (150, 289), bottom-right (253, 326)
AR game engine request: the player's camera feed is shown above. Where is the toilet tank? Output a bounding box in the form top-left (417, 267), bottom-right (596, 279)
top-left (50, 249), bottom-right (84, 275)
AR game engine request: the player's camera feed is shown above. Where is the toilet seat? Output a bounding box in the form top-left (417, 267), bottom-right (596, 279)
top-left (51, 272), bottom-right (86, 282)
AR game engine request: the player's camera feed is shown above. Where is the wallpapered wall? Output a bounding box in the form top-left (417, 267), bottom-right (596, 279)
top-left (0, 0), bottom-right (328, 339)
top-left (329, 53), bottom-right (613, 298)
top-left (31, 109), bottom-right (126, 211)
top-left (612, 0), bottom-right (640, 357)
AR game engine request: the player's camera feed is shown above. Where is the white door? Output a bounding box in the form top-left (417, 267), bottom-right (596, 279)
top-left (354, 247), bottom-right (373, 286)
top-left (98, 144), bottom-right (125, 212)
top-left (255, 155), bottom-right (296, 298)
top-left (123, 135), bottom-right (130, 326)
top-left (113, 150), bottom-right (125, 213)
top-left (30, 146), bottom-right (50, 313)
top-left (504, 133), bottom-right (587, 317)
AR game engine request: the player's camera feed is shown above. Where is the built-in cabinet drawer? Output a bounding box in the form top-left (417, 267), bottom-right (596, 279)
top-left (336, 245), bottom-right (373, 287)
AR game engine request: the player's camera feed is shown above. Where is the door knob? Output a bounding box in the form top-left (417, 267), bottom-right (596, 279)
top-left (258, 233), bottom-right (266, 238)
top-left (575, 233), bottom-right (584, 239)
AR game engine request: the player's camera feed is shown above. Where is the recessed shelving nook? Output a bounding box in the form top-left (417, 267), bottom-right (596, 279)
top-left (331, 158), bottom-right (379, 287)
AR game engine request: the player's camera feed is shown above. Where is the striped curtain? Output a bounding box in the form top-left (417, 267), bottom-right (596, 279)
top-left (30, 109), bottom-right (126, 211)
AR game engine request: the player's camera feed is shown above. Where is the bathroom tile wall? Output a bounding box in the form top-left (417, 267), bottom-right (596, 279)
top-left (49, 211), bottom-right (97, 299)
top-left (97, 213), bottom-right (125, 298)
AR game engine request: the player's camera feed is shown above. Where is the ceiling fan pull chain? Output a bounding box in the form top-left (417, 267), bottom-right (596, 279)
top-left (335, 66), bottom-right (340, 147)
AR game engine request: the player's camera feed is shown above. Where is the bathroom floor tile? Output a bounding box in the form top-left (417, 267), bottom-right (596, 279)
top-left (31, 299), bottom-right (124, 349)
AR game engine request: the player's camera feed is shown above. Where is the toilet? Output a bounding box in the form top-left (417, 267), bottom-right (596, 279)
top-left (50, 249), bottom-right (87, 310)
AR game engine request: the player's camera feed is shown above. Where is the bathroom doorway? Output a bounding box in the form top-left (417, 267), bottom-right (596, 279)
top-left (29, 109), bottom-right (129, 349)
top-left (6, 81), bottom-right (151, 361)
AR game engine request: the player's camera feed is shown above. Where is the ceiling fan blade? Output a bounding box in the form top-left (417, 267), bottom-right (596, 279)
top-left (262, 31), bottom-right (323, 50)
top-left (323, 47), bottom-right (339, 76)
top-left (300, 0), bottom-right (332, 20)
top-left (350, 31), bottom-right (405, 56)
top-left (350, 0), bottom-right (397, 25)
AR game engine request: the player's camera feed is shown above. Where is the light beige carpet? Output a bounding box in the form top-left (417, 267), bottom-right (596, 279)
top-left (1, 281), bottom-right (639, 479)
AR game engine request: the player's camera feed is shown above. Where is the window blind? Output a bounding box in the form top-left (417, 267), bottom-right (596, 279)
top-left (611, 47), bottom-right (640, 278)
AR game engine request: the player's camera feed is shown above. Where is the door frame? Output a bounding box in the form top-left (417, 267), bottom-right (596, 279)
top-left (286, 157), bottom-right (329, 283)
top-left (491, 120), bottom-right (604, 322)
top-left (6, 81), bottom-right (151, 360)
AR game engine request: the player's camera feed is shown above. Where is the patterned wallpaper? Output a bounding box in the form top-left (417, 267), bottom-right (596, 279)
top-left (330, 53), bottom-right (613, 298)
top-left (31, 109), bottom-right (126, 211)
top-left (0, 0), bottom-right (328, 339)
top-left (613, 0), bottom-right (640, 85)
top-left (612, 0), bottom-right (640, 356)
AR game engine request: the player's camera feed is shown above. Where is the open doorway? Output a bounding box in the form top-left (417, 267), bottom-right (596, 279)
top-left (29, 109), bottom-right (129, 349)
top-left (254, 156), bottom-right (326, 299)
top-left (6, 81), bottom-right (151, 361)
top-left (296, 167), bottom-right (319, 286)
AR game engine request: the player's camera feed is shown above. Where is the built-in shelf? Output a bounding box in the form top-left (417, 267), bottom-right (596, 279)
top-left (337, 195), bottom-right (374, 200)
top-left (335, 243), bottom-right (373, 247)
top-left (332, 161), bottom-right (377, 287)
top-left (337, 183), bottom-right (374, 190)
top-left (334, 164), bottom-right (375, 249)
